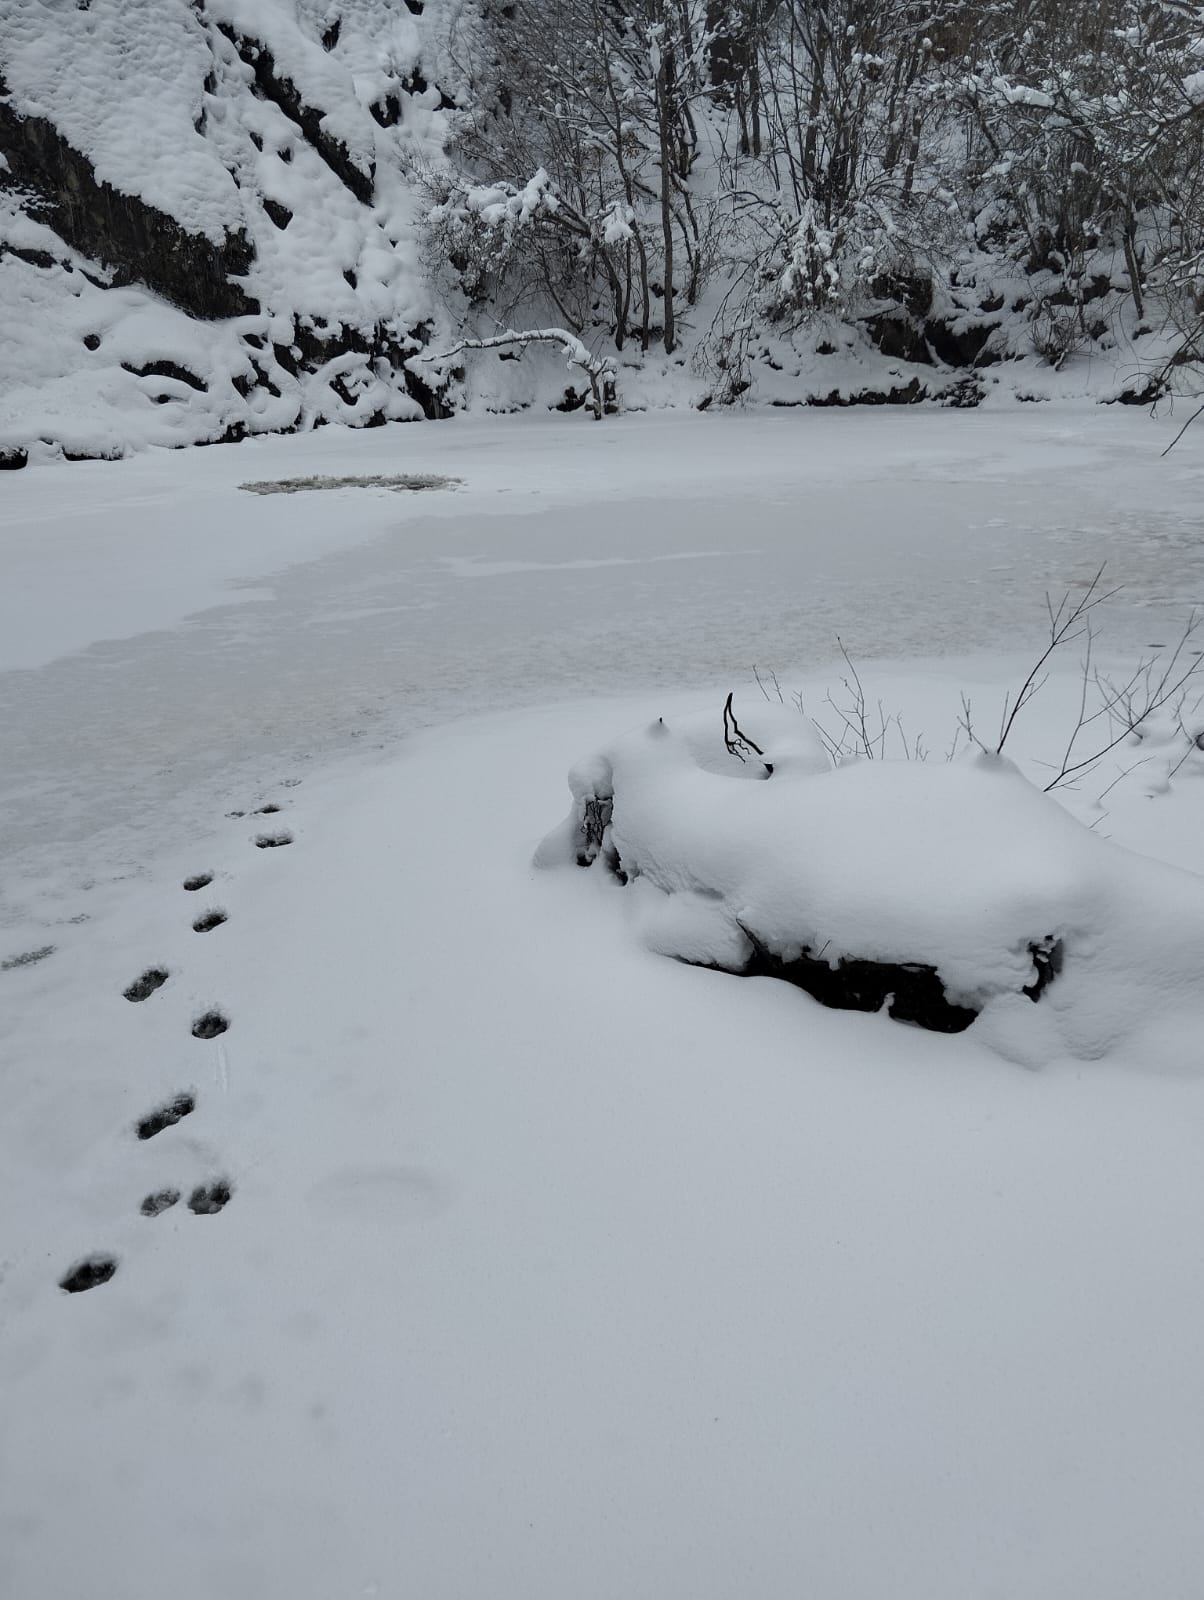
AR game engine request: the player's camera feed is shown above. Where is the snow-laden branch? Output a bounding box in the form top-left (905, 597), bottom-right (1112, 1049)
top-left (420, 328), bottom-right (617, 419)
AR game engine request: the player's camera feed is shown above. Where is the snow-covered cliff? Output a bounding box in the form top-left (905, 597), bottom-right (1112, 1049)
top-left (1, 0), bottom-right (468, 460)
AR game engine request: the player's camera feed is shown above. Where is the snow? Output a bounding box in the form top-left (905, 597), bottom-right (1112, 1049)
top-left (538, 706), bottom-right (1204, 1063)
top-left (4, 411), bottom-right (1204, 1598)
top-left (0, 0), bottom-right (453, 459)
top-left (0, 0), bottom-right (243, 241)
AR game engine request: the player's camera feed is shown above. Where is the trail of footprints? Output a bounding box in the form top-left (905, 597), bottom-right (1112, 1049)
top-left (59, 798), bottom-right (296, 1294)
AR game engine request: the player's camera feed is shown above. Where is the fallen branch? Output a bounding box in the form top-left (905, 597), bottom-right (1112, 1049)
top-left (419, 328), bottom-right (617, 419)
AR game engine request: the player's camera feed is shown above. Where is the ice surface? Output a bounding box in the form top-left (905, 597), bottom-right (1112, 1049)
top-left (3, 412), bottom-right (1204, 1599)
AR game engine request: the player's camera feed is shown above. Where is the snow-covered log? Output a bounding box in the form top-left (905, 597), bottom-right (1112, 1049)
top-left (536, 699), bottom-right (1204, 1058)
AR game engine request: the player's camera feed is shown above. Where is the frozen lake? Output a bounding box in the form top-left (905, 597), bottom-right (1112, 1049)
top-left (3, 406), bottom-right (1204, 925)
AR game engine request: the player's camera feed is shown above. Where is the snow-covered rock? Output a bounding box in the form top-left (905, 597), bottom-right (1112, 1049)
top-left (538, 702), bottom-right (1204, 1060)
top-left (0, 0), bottom-right (467, 459)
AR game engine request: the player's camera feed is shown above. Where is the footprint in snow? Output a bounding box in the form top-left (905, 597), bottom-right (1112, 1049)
top-left (192, 1010), bottom-right (229, 1040)
top-left (192, 909), bottom-right (227, 933)
top-left (255, 831), bottom-right (292, 849)
top-left (60, 1254), bottom-right (118, 1294)
top-left (136, 1092), bottom-right (196, 1140)
top-left (183, 872), bottom-right (213, 892)
top-left (141, 1188), bottom-right (181, 1217)
top-left (188, 1180), bottom-right (233, 1215)
top-left (124, 967), bottom-right (168, 1002)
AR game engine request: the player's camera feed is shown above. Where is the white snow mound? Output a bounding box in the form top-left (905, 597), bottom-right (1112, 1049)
top-left (537, 704), bottom-right (1204, 1065)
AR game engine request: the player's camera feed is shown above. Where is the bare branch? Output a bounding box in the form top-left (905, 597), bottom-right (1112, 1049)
top-left (420, 328), bottom-right (617, 419)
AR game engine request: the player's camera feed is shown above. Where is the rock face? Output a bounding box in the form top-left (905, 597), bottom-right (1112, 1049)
top-left (0, 0), bottom-right (467, 459)
top-left (0, 93), bottom-right (255, 319)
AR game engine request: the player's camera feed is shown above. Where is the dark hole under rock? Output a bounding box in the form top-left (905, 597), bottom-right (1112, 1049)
top-left (579, 830), bottom-right (1062, 1032)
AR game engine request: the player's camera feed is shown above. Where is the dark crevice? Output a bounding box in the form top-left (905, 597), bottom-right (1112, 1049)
top-left (739, 927), bottom-right (980, 1033)
top-left (1023, 936), bottom-right (1064, 1000)
top-left (122, 359), bottom-right (208, 392)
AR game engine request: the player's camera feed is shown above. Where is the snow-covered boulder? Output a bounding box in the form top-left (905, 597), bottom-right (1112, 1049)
top-left (537, 703), bottom-right (1204, 1060)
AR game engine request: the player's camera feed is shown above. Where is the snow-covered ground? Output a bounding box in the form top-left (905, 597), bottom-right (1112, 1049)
top-left (3, 410), bottom-right (1204, 1598)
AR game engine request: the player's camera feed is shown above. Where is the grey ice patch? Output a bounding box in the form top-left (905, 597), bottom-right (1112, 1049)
top-left (238, 473), bottom-right (461, 495)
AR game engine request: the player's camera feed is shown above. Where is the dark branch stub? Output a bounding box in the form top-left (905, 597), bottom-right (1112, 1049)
top-left (723, 692), bottom-right (772, 775)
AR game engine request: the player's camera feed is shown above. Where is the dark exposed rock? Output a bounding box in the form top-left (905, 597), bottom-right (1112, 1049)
top-left (0, 446), bottom-right (29, 470)
top-left (399, 67), bottom-right (456, 111)
top-left (262, 196), bottom-right (293, 230)
top-left (863, 312), bottom-right (931, 365)
top-left (370, 93), bottom-right (403, 128)
top-left (871, 270), bottom-right (933, 319)
top-left (2, 243), bottom-right (57, 270)
top-left (923, 315), bottom-right (995, 368)
top-left (803, 377), bottom-right (926, 407)
top-left (0, 95), bottom-right (254, 319)
top-left (1109, 376), bottom-right (1166, 405)
top-left (940, 375), bottom-right (985, 408)
top-left (321, 18), bottom-right (342, 51)
top-left (122, 360), bottom-right (207, 392)
top-left (216, 22), bottom-right (375, 204)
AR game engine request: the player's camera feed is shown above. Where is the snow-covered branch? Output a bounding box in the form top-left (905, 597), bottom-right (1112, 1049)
top-left (421, 329), bottom-right (617, 419)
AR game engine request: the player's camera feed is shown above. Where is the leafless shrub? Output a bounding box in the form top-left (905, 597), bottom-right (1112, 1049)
top-left (752, 564), bottom-right (1204, 793)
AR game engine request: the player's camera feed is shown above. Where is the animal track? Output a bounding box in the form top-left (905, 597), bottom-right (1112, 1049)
top-left (136, 1093), bottom-right (196, 1140)
top-left (1, 944), bottom-right (55, 971)
top-left (124, 968), bottom-right (168, 1002)
top-left (192, 909), bottom-right (228, 933)
top-left (254, 803), bottom-right (281, 815)
top-left (141, 1188), bottom-right (181, 1217)
top-left (60, 1254), bottom-right (118, 1293)
top-left (255, 831), bottom-right (292, 849)
top-left (188, 1180), bottom-right (233, 1215)
top-left (183, 873), bottom-right (213, 892)
top-left (191, 1010), bottom-right (229, 1040)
